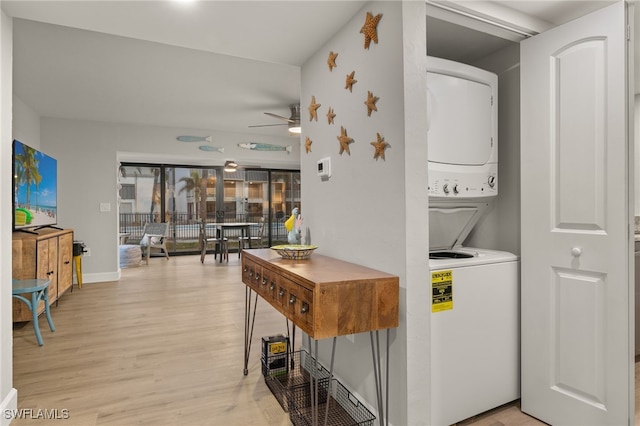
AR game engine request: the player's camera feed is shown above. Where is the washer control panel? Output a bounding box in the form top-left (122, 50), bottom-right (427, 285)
top-left (428, 164), bottom-right (497, 198)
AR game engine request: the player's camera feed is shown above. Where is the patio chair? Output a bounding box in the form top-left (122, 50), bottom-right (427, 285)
top-left (140, 222), bottom-right (170, 265)
top-left (200, 220), bottom-right (228, 263)
top-left (239, 217), bottom-right (265, 252)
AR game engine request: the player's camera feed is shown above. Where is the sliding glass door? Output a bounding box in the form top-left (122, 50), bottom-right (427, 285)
top-left (119, 163), bottom-right (300, 254)
top-left (270, 171), bottom-right (301, 246)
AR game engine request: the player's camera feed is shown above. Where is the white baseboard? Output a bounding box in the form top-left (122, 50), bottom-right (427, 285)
top-left (78, 271), bottom-right (120, 285)
top-left (0, 388), bottom-right (17, 426)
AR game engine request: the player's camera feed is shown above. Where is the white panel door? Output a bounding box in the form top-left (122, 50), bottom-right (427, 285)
top-left (521, 2), bottom-right (632, 425)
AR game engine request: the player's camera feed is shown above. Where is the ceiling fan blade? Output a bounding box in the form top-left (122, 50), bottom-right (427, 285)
top-left (248, 123), bottom-right (288, 128)
top-left (264, 112), bottom-right (294, 123)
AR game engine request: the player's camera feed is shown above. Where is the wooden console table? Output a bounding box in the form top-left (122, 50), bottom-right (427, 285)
top-left (241, 249), bottom-right (399, 426)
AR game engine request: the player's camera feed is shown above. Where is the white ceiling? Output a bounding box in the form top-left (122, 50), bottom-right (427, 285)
top-left (1, 0), bottom-right (630, 139)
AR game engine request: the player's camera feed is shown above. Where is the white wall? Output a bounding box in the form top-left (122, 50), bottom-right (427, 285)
top-left (635, 95), bottom-right (640, 218)
top-left (0, 10), bottom-right (17, 425)
top-left (39, 117), bottom-right (298, 283)
top-left (12, 95), bottom-right (40, 148)
top-left (301, 1), bottom-right (429, 424)
top-left (465, 44), bottom-right (521, 255)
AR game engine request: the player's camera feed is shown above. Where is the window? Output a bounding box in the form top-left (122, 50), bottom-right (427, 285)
top-left (119, 163), bottom-right (300, 253)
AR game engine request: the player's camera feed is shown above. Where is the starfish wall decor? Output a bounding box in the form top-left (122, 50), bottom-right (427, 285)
top-left (305, 137), bottom-right (313, 153)
top-left (360, 12), bottom-right (382, 49)
top-left (365, 91), bottom-right (379, 116)
top-left (327, 51), bottom-right (338, 71)
top-left (326, 107), bottom-right (336, 124)
top-left (371, 133), bottom-right (389, 161)
top-left (337, 126), bottom-right (354, 155)
top-left (345, 71), bottom-right (357, 92)
top-left (308, 96), bottom-right (321, 121)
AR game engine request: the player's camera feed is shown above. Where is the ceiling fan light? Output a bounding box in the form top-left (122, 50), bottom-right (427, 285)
top-left (288, 125), bottom-right (301, 134)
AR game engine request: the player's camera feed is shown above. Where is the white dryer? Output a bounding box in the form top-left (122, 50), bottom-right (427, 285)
top-left (429, 202), bottom-right (519, 426)
top-left (427, 56), bottom-right (498, 199)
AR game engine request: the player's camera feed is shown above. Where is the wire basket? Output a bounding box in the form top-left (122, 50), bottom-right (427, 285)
top-left (263, 349), bottom-right (330, 412)
top-left (289, 379), bottom-right (376, 426)
top-left (270, 245), bottom-right (318, 260)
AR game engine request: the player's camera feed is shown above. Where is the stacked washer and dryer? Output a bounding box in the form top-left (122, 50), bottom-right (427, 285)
top-left (427, 57), bottom-right (519, 426)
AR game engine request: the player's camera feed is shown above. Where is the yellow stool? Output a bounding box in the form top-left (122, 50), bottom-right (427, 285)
top-left (73, 255), bottom-right (83, 288)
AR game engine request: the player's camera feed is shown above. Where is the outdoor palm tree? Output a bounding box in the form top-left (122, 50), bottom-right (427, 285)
top-left (177, 170), bottom-right (209, 220)
top-left (150, 168), bottom-right (161, 222)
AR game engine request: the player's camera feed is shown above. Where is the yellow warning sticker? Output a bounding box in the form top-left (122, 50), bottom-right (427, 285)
top-left (269, 341), bottom-right (287, 355)
top-left (432, 270), bottom-right (453, 312)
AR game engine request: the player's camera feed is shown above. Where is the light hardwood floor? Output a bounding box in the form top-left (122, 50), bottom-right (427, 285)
top-left (8, 254), bottom-right (624, 425)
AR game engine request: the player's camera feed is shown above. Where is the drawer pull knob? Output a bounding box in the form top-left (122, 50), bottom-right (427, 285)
top-left (255, 273), bottom-right (260, 281)
top-left (249, 270), bottom-right (254, 277)
top-left (262, 278), bottom-right (267, 285)
top-left (243, 266), bottom-right (248, 272)
top-left (279, 287), bottom-right (285, 297)
top-left (289, 295), bottom-right (297, 304)
top-left (270, 283), bottom-right (275, 291)
top-left (301, 302), bottom-right (309, 314)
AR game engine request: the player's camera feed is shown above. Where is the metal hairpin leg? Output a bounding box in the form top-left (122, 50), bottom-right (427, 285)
top-left (306, 335), bottom-right (337, 426)
top-left (243, 287), bottom-right (259, 376)
top-left (286, 320), bottom-right (297, 370)
top-left (324, 336), bottom-right (337, 426)
top-left (307, 335), bottom-right (317, 426)
top-left (370, 329), bottom-right (390, 426)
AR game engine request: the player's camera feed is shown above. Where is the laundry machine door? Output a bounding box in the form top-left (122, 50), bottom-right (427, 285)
top-left (427, 71), bottom-right (494, 166)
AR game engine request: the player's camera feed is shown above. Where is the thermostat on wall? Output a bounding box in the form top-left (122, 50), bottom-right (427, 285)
top-left (317, 157), bottom-right (331, 180)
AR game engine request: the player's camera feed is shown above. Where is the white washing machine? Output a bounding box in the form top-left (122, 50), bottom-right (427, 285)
top-left (429, 202), bottom-right (519, 426)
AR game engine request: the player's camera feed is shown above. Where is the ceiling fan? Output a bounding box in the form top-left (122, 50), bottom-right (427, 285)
top-left (249, 104), bottom-right (301, 134)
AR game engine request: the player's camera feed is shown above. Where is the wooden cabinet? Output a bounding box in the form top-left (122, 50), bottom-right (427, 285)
top-left (12, 228), bottom-right (74, 322)
top-left (57, 232), bottom-right (74, 295)
top-left (242, 249), bottom-right (399, 339)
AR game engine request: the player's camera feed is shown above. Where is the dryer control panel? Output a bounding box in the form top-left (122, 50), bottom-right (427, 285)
top-left (428, 163), bottom-right (497, 198)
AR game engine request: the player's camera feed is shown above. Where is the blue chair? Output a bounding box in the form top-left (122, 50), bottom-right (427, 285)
top-left (12, 278), bottom-right (55, 346)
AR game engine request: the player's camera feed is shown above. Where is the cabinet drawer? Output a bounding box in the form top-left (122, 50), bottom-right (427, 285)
top-left (274, 275), bottom-right (290, 309)
top-left (241, 258), bottom-right (262, 293)
top-left (260, 268), bottom-right (274, 297)
top-left (264, 272), bottom-right (278, 303)
top-left (285, 282), bottom-right (313, 331)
